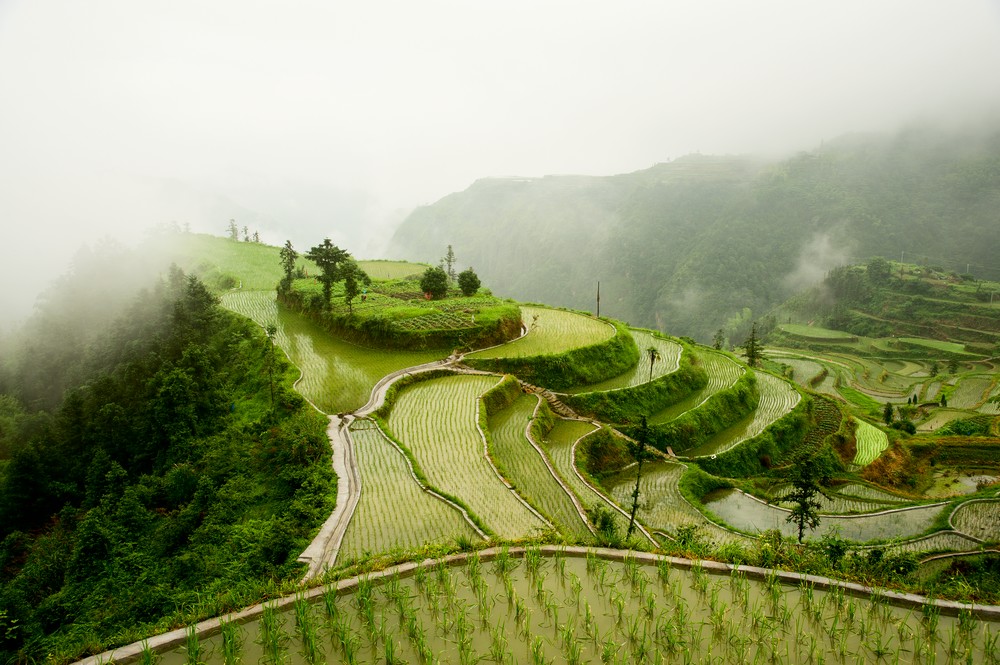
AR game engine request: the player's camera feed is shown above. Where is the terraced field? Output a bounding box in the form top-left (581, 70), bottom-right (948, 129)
top-left (704, 489), bottom-right (947, 542)
top-left (682, 372), bottom-right (801, 458)
top-left (604, 461), bottom-right (746, 545)
top-left (467, 306), bottom-right (613, 359)
top-left (538, 419), bottom-right (631, 535)
top-left (357, 260), bottom-right (425, 279)
top-left (385, 374), bottom-right (548, 539)
top-left (338, 424), bottom-right (481, 560)
top-left (487, 394), bottom-right (591, 538)
top-left (649, 349), bottom-right (744, 425)
top-left (949, 376), bottom-right (994, 409)
top-left (220, 291), bottom-right (443, 412)
top-left (852, 417), bottom-right (889, 466)
top-left (562, 330), bottom-right (681, 394)
top-left (950, 499), bottom-right (1000, 541)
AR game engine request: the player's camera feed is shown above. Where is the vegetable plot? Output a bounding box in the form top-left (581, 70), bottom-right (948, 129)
top-left (852, 417), bottom-right (890, 466)
top-left (337, 424), bottom-right (481, 561)
top-left (385, 374), bottom-right (547, 539)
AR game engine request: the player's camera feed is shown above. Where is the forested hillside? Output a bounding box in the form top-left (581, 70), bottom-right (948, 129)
top-left (0, 268), bottom-right (335, 663)
top-left (389, 124), bottom-right (1000, 342)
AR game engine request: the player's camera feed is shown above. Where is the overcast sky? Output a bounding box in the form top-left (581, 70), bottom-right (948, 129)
top-left (2, 1), bottom-right (1000, 325)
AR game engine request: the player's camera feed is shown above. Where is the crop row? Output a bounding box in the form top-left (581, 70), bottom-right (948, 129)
top-left (950, 499), bottom-right (1000, 541)
top-left (385, 374), bottom-right (547, 539)
top-left (852, 417), bottom-right (889, 466)
top-left (949, 376), bottom-right (994, 409)
top-left (391, 312), bottom-right (476, 331)
top-left (338, 425), bottom-right (480, 561)
top-left (487, 395), bottom-right (592, 539)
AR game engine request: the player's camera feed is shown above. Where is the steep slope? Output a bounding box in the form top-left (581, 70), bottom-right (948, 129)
top-left (389, 125), bottom-right (1000, 342)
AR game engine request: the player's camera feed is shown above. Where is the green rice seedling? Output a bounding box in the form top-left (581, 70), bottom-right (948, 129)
top-left (984, 626), bottom-right (1000, 665)
top-left (139, 640), bottom-right (159, 665)
top-left (601, 636), bottom-right (619, 664)
top-left (922, 603), bottom-right (940, 639)
top-left (414, 563), bottom-right (427, 587)
top-left (184, 625), bottom-right (203, 665)
top-left (383, 634), bottom-right (401, 665)
top-left (530, 635), bottom-right (551, 665)
top-left (490, 622), bottom-right (511, 665)
top-left (466, 551), bottom-right (482, 581)
top-left (525, 544), bottom-right (542, 575)
top-left (958, 608), bottom-right (977, 638)
top-left (569, 572), bottom-right (583, 606)
top-left (219, 619), bottom-right (243, 665)
top-left (258, 605), bottom-right (289, 665)
top-left (293, 595), bottom-right (323, 665)
top-left (555, 551), bottom-right (566, 579)
top-left (330, 615), bottom-right (359, 665)
top-left (321, 584), bottom-right (340, 622)
top-left (644, 591), bottom-right (657, 622)
top-left (657, 558), bottom-right (672, 584)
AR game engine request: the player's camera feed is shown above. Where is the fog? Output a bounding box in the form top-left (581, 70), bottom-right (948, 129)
top-left (2, 0), bottom-right (999, 327)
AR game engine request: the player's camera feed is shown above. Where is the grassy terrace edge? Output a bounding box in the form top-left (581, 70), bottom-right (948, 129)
top-left (465, 316), bottom-right (640, 390)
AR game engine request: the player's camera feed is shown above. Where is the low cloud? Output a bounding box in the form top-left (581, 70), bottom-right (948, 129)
top-left (783, 232), bottom-right (852, 293)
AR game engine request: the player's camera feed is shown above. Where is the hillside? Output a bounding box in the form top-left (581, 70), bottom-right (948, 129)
top-left (388, 124), bottom-right (1000, 342)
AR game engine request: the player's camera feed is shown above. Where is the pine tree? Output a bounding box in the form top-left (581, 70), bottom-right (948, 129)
top-left (742, 321), bottom-right (764, 367)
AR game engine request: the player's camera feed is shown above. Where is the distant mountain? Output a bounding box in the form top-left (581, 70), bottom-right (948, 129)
top-left (388, 125), bottom-right (1000, 342)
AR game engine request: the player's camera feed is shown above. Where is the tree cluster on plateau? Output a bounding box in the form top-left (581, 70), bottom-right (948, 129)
top-left (299, 239), bottom-right (370, 312)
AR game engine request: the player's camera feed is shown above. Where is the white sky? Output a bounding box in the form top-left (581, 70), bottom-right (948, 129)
top-left (1, 0), bottom-right (1000, 325)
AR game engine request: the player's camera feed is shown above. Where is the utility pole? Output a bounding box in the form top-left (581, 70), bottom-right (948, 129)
top-left (596, 281), bottom-right (601, 318)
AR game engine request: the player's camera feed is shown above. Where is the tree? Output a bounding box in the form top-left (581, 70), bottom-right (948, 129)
top-left (340, 260), bottom-right (371, 313)
top-left (457, 267), bottom-right (481, 297)
top-left (420, 266), bottom-right (449, 300)
top-left (264, 324), bottom-right (277, 410)
top-left (948, 358), bottom-right (960, 374)
top-left (867, 256), bottom-right (892, 285)
top-left (646, 346), bottom-right (660, 383)
top-left (443, 245), bottom-right (457, 282)
top-left (883, 402), bottom-right (894, 425)
top-left (742, 321), bottom-right (764, 368)
top-left (278, 240), bottom-right (298, 290)
top-left (227, 219), bottom-right (239, 241)
top-left (774, 454), bottom-right (826, 543)
top-left (625, 416), bottom-right (652, 541)
top-left (713, 329), bottom-right (725, 350)
top-left (940, 394), bottom-right (948, 407)
top-left (242, 226), bottom-right (250, 242)
top-left (305, 239), bottom-right (349, 307)
top-left (930, 360), bottom-right (940, 376)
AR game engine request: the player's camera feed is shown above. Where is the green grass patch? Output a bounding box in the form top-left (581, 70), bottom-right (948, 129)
top-left (780, 323), bottom-right (856, 340)
top-left (836, 385), bottom-right (883, 413)
top-left (852, 417), bottom-right (890, 466)
top-left (896, 337), bottom-right (971, 354)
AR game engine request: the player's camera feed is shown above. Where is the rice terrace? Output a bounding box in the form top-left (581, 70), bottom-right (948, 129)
top-left (17, 234), bottom-right (1000, 664)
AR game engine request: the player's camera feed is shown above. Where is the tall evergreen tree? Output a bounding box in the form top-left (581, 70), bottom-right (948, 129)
top-left (742, 321), bottom-right (764, 368)
top-left (305, 239), bottom-right (349, 307)
top-left (279, 240), bottom-right (298, 290)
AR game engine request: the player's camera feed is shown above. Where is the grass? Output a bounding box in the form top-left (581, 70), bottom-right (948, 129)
top-left (896, 337), bottom-right (971, 354)
top-left (467, 306), bottom-right (613, 359)
top-left (836, 386), bottom-right (883, 412)
top-left (357, 260), bottom-right (427, 280)
top-left (649, 349), bottom-right (743, 425)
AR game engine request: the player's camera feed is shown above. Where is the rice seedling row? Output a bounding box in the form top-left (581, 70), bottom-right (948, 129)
top-left (950, 499), bottom-right (1000, 541)
top-left (605, 461), bottom-right (747, 545)
top-left (767, 484), bottom-right (899, 515)
top-left (157, 552), bottom-right (1000, 665)
top-left (539, 419), bottom-right (633, 536)
top-left (337, 424), bottom-right (482, 561)
top-left (682, 371), bottom-right (801, 458)
top-left (385, 374), bottom-right (547, 539)
top-left (562, 330), bottom-right (682, 394)
top-left (649, 349), bottom-right (744, 425)
top-left (220, 291), bottom-right (444, 412)
top-left (884, 530), bottom-right (986, 555)
top-left (487, 394), bottom-right (592, 539)
top-left (835, 483), bottom-right (911, 504)
top-left (949, 376), bottom-right (994, 409)
top-left (704, 489), bottom-right (948, 542)
top-left (852, 416), bottom-right (890, 466)
top-left (467, 306), bottom-right (614, 359)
